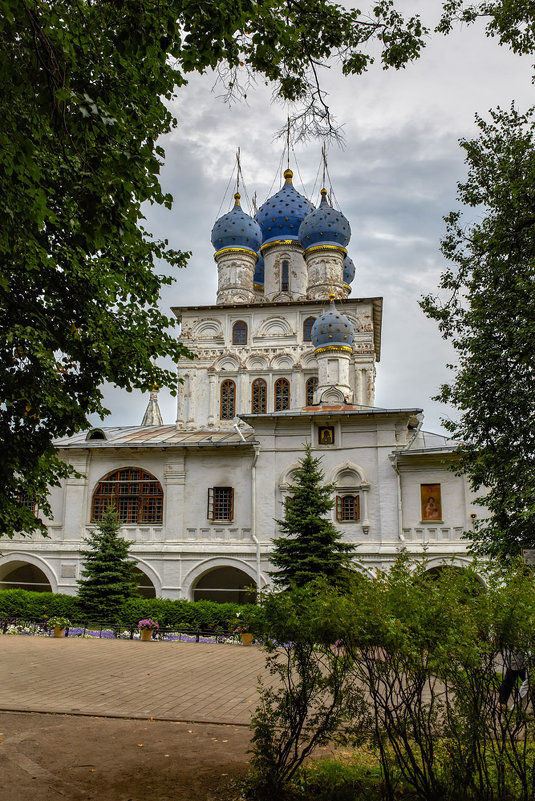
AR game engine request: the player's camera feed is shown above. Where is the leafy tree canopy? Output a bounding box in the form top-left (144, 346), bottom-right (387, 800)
top-left (0, 0), bottom-right (427, 538)
top-left (421, 105), bottom-right (535, 560)
top-left (270, 445), bottom-right (355, 588)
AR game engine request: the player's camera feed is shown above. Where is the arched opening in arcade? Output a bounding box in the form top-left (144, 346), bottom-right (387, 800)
top-left (0, 561), bottom-right (52, 592)
top-left (192, 566), bottom-right (256, 604)
top-left (133, 566), bottom-right (156, 598)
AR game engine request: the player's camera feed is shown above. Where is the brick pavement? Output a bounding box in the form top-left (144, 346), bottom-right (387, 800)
top-left (0, 636), bottom-right (271, 724)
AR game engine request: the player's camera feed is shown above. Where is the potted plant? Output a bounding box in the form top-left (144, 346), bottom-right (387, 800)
top-left (48, 616), bottom-right (71, 638)
top-left (232, 613), bottom-right (254, 646)
top-left (138, 618), bottom-right (159, 641)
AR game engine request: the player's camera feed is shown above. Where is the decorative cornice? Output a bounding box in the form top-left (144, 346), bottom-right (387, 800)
top-left (213, 246), bottom-right (256, 259)
top-left (314, 344), bottom-right (353, 354)
top-left (305, 243), bottom-right (347, 255)
top-left (260, 239), bottom-right (298, 252)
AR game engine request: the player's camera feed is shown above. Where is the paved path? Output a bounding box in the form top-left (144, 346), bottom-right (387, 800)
top-left (0, 636), bottom-right (271, 724)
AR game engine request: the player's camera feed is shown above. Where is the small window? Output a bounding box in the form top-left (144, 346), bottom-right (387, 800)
top-left (207, 487), bottom-right (234, 521)
top-left (306, 376), bottom-right (318, 406)
top-left (336, 495), bottom-right (360, 522)
top-left (281, 260), bottom-right (289, 292)
top-left (91, 468), bottom-right (163, 524)
top-left (19, 491), bottom-right (38, 516)
top-left (220, 379), bottom-right (236, 420)
top-left (274, 377), bottom-right (290, 411)
top-left (303, 317), bottom-right (316, 342)
top-left (252, 378), bottom-right (267, 413)
top-left (232, 321), bottom-right (247, 345)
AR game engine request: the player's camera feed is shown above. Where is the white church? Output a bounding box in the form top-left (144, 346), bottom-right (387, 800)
top-left (0, 168), bottom-right (481, 602)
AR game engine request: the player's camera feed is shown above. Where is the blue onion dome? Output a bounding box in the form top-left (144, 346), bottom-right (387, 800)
top-left (255, 169), bottom-right (315, 245)
top-left (298, 188), bottom-right (351, 250)
top-left (254, 252), bottom-right (264, 287)
top-left (211, 192), bottom-right (262, 253)
top-left (311, 294), bottom-right (355, 353)
top-left (343, 255), bottom-right (356, 285)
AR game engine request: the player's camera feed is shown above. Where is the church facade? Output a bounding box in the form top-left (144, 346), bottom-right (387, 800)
top-left (0, 170), bottom-right (480, 601)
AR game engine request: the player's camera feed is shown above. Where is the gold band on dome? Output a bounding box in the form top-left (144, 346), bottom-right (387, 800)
top-left (305, 244), bottom-right (347, 255)
top-left (213, 246), bottom-right (256, 258)
top-left (314, 345), bottom-right (353, 354)
top-left (260, 239), bottom-right (296, 251)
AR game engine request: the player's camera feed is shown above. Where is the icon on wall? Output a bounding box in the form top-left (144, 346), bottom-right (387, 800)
top-left (421, 484), bottom-right (442, 521)
top-left (318, 426), bottom-right (335, 445)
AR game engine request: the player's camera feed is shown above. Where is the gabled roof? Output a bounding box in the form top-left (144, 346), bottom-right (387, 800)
top-left (396, 429), bottom-right (459, 455)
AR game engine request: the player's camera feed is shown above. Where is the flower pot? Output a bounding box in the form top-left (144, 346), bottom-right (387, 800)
top-left (240, 632), bottom-right (254, 646)
top-left (53, 626), bottom-right (65, 638)
top-left (140, 629), bottom-right (153, 641)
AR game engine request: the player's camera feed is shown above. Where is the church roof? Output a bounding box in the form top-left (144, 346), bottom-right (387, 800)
top-left (56, 426), bottom-right (258, 449)
top-left (298, 189), bottom-right (351, 250)
top-left (241, 405), bottom-right (423, 420)
top-left (256, 169), bottom-right (314, 245)
top-left (211, 193), bottom-right (262, 254)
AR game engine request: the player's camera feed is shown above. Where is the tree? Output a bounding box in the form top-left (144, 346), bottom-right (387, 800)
top-left (0, 0), bottom-right (426, 538)
top-left (420, 105), bottom-right (535, 560)
top-left (77, 506), bottom-right (139, 623)
top-left (270, 445), bottom-right (355, 588)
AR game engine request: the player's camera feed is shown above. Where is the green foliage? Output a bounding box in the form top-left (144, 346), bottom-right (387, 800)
top-left (0, 588), bottom-right (80, 620)
top-left (270, 445), bottom-right (356, 589)
top-left (0, 586), bottom-right (256, 630)
top-left (77, 506), bottom-right (139, 623)
top-left (0, 0), bottom-right (426, 540)
top-left (249, 557), bottom-right (535, 801)
top-left (420, 105), bottom-right (535, 559)
top-left (438, 0), bottom-right (535, 62)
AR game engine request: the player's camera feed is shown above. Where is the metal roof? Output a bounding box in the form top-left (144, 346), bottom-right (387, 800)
top-left (55, 426), bottom-right (257, 449)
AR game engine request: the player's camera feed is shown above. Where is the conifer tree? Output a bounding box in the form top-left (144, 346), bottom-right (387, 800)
top-left (270, 445), bottom-right (355, 589)
top-left (77, 506), bottom-right (139, 622)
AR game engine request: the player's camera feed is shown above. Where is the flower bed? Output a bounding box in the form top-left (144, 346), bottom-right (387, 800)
top-left (2, 620), bottom-right (241, 644)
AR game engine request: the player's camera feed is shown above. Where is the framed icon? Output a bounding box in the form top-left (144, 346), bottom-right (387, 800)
top-left (318, 426), bottom-right (335, 445)
top-left (421, 484), bottom-right (442, 521)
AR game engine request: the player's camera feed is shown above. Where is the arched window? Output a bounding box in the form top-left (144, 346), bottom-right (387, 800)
top-left (220, 379), bottom-right (236, 419)
top-left (274, 377), bottom-right (290, 411)
top-left (91, 468), bottom-right (163, 524)
top-left (281, 260), bottom-right (289, 292)
top-left (252, 378), bottom-right (267, 413)
top-left (306, 376), bottom-right (318, 406)
top-left (303, 317), bottom-right (316, 342)
top-left (232, 321), bottom-right (247, 345)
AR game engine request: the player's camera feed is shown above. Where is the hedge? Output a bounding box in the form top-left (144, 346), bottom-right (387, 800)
top-left (0, 589), bottom-right (258, 630)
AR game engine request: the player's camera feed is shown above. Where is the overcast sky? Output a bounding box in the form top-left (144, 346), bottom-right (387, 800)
top-left (90, 3), bottom-right (533, 435)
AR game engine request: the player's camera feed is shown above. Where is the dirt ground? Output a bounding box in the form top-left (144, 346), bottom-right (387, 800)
top-left (0, 711), bottom-right (252, 801)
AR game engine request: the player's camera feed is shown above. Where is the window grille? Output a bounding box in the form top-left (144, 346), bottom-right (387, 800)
top-left (303, 317), bottom-right (316, 342)
top-left (306, 376), bottom-right (318, 406)
top-left (91, 468), bottom-right (163, 524)
top-left (252, 378), bottom-right (267, 413)
top-left (274, 377), bottom-right (290, 411)
top-left (232, 321), bottom-right (247, 345)
top-left (207, 487), bottom-right (234, 521)
top-left (336, 495), bottom-right (360, 522)
top-left (220, 379), bottom-right (236, 419)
